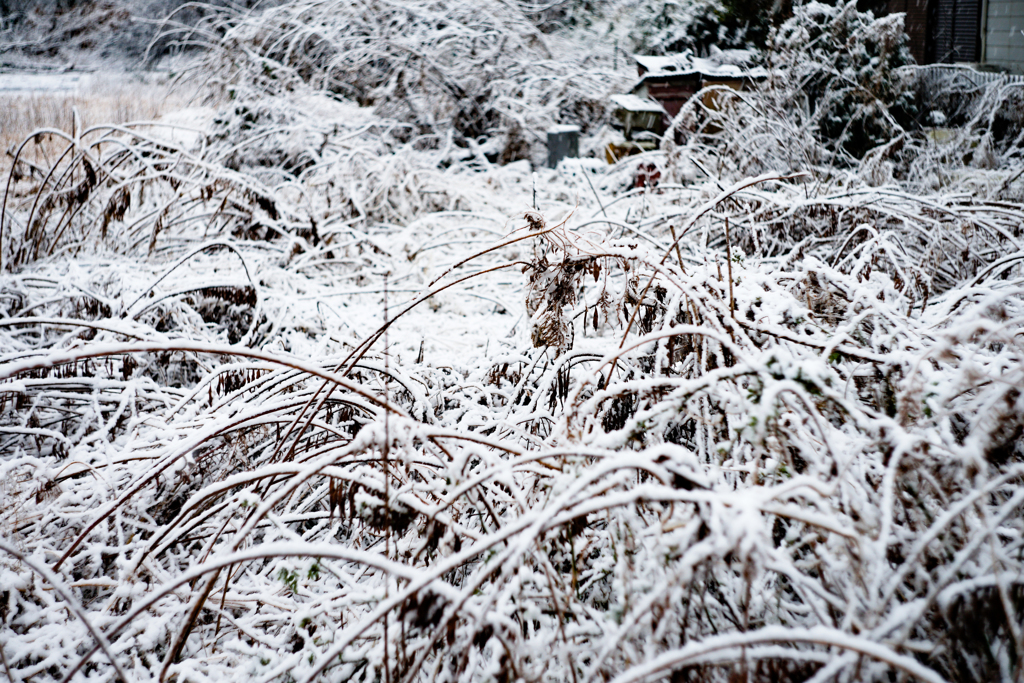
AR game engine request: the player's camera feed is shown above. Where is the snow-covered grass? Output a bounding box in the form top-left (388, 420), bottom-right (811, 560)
top-left (1, 2), bottom-right (1023, 683)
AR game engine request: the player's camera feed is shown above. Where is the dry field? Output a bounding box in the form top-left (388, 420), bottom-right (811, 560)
top-left (1, 72), bottom-right (182, 179)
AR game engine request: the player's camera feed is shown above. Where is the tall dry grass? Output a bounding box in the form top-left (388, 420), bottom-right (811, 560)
top-left (1, 74), bottom-right (182, 179)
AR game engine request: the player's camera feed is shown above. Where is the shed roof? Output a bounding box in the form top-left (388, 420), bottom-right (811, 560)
top-left (609, 93), bottom-right (665, 113)
top-left (633, 50), bottom-right (767, 82)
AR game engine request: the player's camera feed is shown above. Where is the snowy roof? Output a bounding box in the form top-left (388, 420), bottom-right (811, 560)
top-left (609, 94), bottom-right (665, 113)
top-left (633, 51), bottom-right (767, 82)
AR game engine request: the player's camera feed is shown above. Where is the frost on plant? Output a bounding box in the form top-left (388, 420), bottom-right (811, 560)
top-left (1, 1), bottom-right (1023, 683)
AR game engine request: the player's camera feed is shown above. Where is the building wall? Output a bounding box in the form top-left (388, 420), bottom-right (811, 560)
top-left (887, 0), bottom-right (931, 64)
top-left (886, 0), bottom-right (1024, 73)
top-left (929, 0), bottom-right (982, 63)
top-left (985, 0), bottom-right (1024, 73)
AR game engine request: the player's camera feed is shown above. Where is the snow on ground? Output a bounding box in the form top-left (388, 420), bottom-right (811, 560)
top-left (0, 70), bottom-right (97, 94)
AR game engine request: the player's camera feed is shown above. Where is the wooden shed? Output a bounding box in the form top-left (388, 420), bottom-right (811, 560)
top-left (605, 50), bottom-right (766, 162)
top-left (630, 51), bottom-right (767, 125)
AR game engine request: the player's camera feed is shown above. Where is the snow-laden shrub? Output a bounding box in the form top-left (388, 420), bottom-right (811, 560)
top-left (654, 2), bottom-right (924, 193)
top-left (908, 72), bottom-right (1024, 189)
top-left (0, 0), bottom-right (277, 63)
top-left (626, 0), bottom-right (750, 56)
top-left (179, 0), bottom-right (623, 164)
top-left (769, 1), bottom-right (918, 159)
top-left (526, 0), bottom-right (607, 34)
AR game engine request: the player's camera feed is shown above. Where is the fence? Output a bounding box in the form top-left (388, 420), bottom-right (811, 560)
top-left (900, 63), bottom-right (1024, 92)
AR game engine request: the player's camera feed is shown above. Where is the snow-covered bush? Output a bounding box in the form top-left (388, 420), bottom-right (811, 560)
top-left (910, 72), bottom-right (1024, 189)
top-left (0, 0), bottom-right (277, 64)
top-left (769, 1), bottom-right (918, 160)
top-left (626, 0), bottom-right (752, 56)
top-left (179, 0), bottom-right (624, 165)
